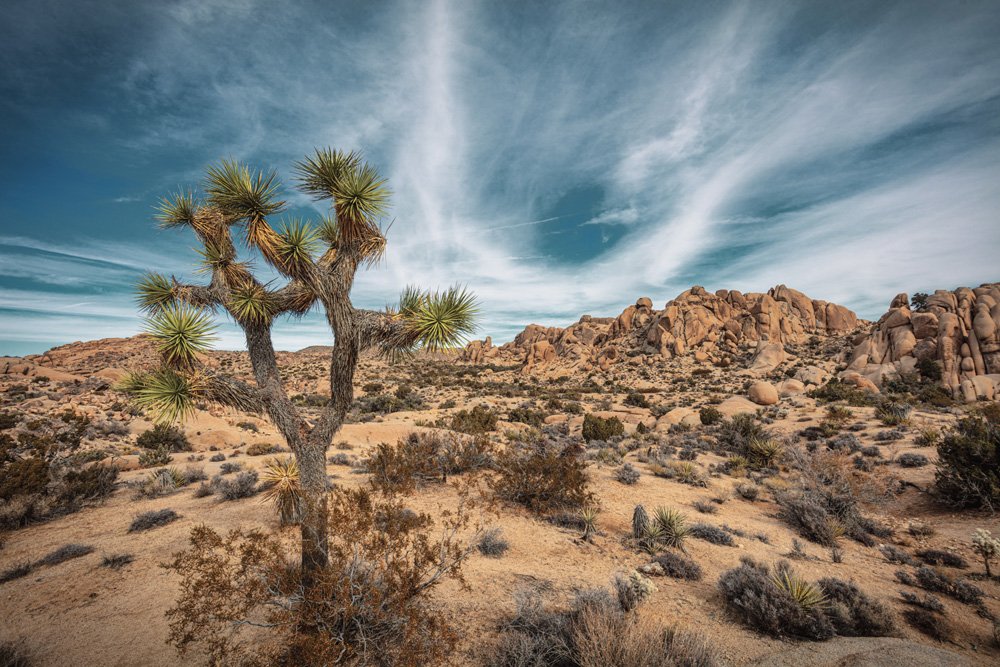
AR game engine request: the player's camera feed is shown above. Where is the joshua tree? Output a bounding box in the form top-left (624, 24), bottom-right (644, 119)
top-left (120, 149), bottom-right (477, 582)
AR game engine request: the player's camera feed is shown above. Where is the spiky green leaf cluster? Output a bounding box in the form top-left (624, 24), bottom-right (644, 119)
top-left (330, 161), bottom-right (390, 223)
top-left (317, 214), bottom-right (340, 246)
top-left (136, 273), bottom-right (175, 313)
top-left (205, 160), bottom-right (284, 221)
top-left (652, 506), bottom-right (690, 549)
top-left (145, 304), bottom-right (217, 367)
top-left (155, 192), bottom-right (197, 228)
top-left (227, 281), bottom-right (276, 324)
top-left (117, 369), bottom-right (199, 423)
top-left (772, 570), bottom-right (827, 610)
top-left (400, 285), bottom-right (479, 352)
top-left (276, 219), bottom-right (320, 272)
top-left (294, 148), bottom-right (362, 200)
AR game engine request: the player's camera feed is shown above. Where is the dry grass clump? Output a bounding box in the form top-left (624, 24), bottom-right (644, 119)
top-left (688, 523), bottom-right (735, 546)
top-left (895, 566), bottom-right (984, 606)
top-left (478, 527), bottom-right (510, 558)
top-left (914, 549), bottom-right (967, 569)
top-left (902, 608), bottom-right (952, 642)
top-left (100, 553), bottom-right (135, 570)
top-left (486, 587), bottom-right (717, 667)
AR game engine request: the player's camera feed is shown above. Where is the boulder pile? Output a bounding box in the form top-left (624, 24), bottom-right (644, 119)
top-left (844, 283), bottom-right (1000, 401)
top-left (463, 284), bottom-right (859, 373)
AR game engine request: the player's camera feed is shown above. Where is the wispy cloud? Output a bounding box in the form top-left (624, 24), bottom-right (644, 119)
top-left (1, 0), bottom-right (999, 356)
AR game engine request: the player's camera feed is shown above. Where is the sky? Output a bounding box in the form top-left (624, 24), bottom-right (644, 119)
top-left (1, 0), bottom-right (999, 356)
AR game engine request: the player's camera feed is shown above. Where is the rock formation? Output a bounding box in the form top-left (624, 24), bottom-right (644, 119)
top-left (844, 283), bottom-right (1000, 401)
top-left (463, 284), bottom-right (859, 373)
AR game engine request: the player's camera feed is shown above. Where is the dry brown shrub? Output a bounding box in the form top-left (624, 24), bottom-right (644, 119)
top-left (164, 484), bottom-right (480, 666)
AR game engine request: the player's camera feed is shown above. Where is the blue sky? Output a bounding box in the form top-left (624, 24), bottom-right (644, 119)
top-left (1, 0), bottom-right (999, 355)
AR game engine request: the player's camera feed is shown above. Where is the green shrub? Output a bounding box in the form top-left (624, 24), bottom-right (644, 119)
top-left (935, 415), bottom-right (1000, 510)
top-left (138, 446), bottom-right (172, 468)
top-left (623, 392), bottom-right (649, 408)
top-left (699, 406), bottom-right (723, 425)
top-left (136, 424), bottom-right (191, 452)
top-left (915, 357), bottom-right (941, 382)
top-left (582, 414), bottom-right (624, 442)
top-left (449, 405), bottom-right (498, 435)
top-left (0, 458), bottom-right (49, 500)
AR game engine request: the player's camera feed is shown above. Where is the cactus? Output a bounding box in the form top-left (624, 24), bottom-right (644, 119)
top-left (632, 504), bottom-right (650, 541)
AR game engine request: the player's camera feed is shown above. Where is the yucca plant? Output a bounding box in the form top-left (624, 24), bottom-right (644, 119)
top-left (747, 436), bottom-right (784, 468)
top-left (261, 457), bottom-right (302, 526)
top-left (118, 148), bottom-right (479, 583)
top-left (772, 569), bottom-right (827, 611)
top-left (580, 505), bottom-right (599, 542)
top-left (653, 507), bottom-right (690, 549)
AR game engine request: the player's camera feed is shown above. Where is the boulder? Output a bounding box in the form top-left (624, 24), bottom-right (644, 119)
top-left (716, 395), bottom-right (761, 417)
top-left (748, 381), bottom-right (779, 406)
top-left (779, 379), bottom-right (805, 397)
top-left (749, 342), bottom-right (786, 375)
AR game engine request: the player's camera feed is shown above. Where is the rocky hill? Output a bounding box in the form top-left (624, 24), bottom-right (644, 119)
top-left (844, 283), bottom-right (1000, 401)
top-left (464, 284), bottom-right (861, 373)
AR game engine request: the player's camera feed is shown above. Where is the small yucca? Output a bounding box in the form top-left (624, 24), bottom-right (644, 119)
top-left (653, 507), bottom-right (689, 549)
top-left (772, 569), bottom-right (827, 610)
top-left (260, 457), bottom-right (301, 526)
top-left (580, 505), bottom-right (599, 541)
top-left (747, 436), bottom-right (784, 468)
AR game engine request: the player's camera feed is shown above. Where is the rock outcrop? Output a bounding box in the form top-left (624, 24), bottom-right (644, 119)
top-left (463, 285), bottom-right (859, 374)
top-left (844, 283), bottom-right (1000, 401)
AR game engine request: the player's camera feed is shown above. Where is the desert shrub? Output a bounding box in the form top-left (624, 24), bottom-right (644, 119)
top-left (699, 406), bottom-right (723, 426)
top-left (209, 453), bottom-right (226, 462)
top-left (59, 465), bottom-right (118, 504)
top-left (0, 412), bottom-right (19, 431)
top-left (129, 508), bottom-right (180, 532)
top-left (692, 500), bottom-right (718, 514)
top-left (477, 527), bottom-right (509, 558)
top-left (776, 493), bottom-right (842, 546)
top-left (0, 561), bottom-right (34, 585)
top-left (902, 608), bottom-right (951, 641)
top-left (246, 442), bottom-right (279, 456)
top-left (35, 543), bottom-right (94, 568)
top-left (0, 640), bottom-right (31, 667)
top-left (164, 486), bottom-right (475, 666)
top-left (876, 401), bottom-right (911, 426)
top-left (0, 495), bottom-right (51, 531)
top-left (817, 578), bottom-right (895, 636)
top-left (650, 460), bottom-right (707, 487)
top-left (614, 463), bottom-right (640, 485)
top-left (717, 558), bottom-right (834, 640)
top-left (899, 591), bottom-right (945, 613)
top-left (136, 424), bottom-right (191, 452)
top-left (219, 461), bottom-right (242, 475)
top-left (935, 415), bottom-right (1000, 510)
top-left (101, 553), bottom-right (135, 569)
top-left (689, 523), bottom-right (734, 546)
top-left (183, 466), bottom-right (208, 485)
top-left (193, 482), bottom-right (214, 498)
top-left (915, 356), bottom-right (941, 382)
top-left (897, 566), bottom-right (984, 606)
top-left (914, 427), bottom-right (940, 447)
top-left (879, 545), bottom-right (915, 565)
top-left (491, 442), bottom-right (592, 513)
top-left (450, 405), bottom-right (498, 435)
top-left (914, 549), bottom-right (967, 569)
top-left (623, 392), bottom-right (649, 409)
top-left (367, 431), bottom-right (493, 494)
top-left (235, 421), bottom-right (259, 432)
top-left (735, 481), bottom-right (760, 501)
top-left (486, 588), bottom-right (717, 667)
top-left (216, 471), bottom-right (259, 501)
top-left (507, 405), bottom-right (547, 428)
top-left (896, 452), bottom-right (928, 468)
top-left (653, 551), bottom-right (703, 581)
top-left (0, 458), bottom-right (49, 500)
top-left (138, 446), bottom-right (172, 468)
top-left (582, 414), bottom-right (624, 442)
top-left (808, 379), bottom-right (878, 406)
